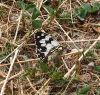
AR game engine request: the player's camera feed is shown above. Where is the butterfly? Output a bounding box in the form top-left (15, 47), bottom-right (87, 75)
top-left (34, 31), bottom-right (64, 62)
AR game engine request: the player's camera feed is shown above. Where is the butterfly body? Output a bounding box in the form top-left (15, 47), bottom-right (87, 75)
top-left (34, 31), bottom-right (64, 62)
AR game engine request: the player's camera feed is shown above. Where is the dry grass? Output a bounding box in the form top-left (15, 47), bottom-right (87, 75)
top-left (0, 0), bottom-right (100, 95)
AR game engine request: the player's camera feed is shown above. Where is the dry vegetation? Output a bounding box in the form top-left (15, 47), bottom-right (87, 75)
top-left (0, 0), bottom-right (100, 95)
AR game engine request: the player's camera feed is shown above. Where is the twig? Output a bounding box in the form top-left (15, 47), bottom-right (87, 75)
top-left (13, 10), bottom-right (22, 44)
top-left (60, 39), bottom-right (100, 43)
top-left (0, 70), bottom-right (24, 85)
top-left (59, 0), bottom-right (68, 8)
top-left (18, 59), bottom-right (40, 94)
top-left (61, 57), bottom-right (70, 71)
top-left (0, 49), bottom-right (19, 95)
top-left (70, 0), bottom-right (74, 24)
top-left (36, 0), bottom-right (43, 10)
top-left (0, 59), bottom-right (38, 67)
top-left (64, 35), bottom-right (100, 79)
top-left (0, 3), bottom-right (10, 8)
top-left (54, 19), bottom-right (79, 50)
top-left (0, 41), bottom-right (25, 64)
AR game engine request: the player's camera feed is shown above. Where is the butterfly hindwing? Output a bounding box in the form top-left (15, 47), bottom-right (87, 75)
top-left (34, 31), bottom-right (62, 62)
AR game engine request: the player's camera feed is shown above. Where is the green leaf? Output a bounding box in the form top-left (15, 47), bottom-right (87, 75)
top-left (53, 58), bottom-right (62, 67)
top-left (43, 5), bottom-right (55, 15)
top-left (94, 63), bottom-right (100, 72)
top-left (85, 51), bottom-right (95, 61)
top-left (81, 3), bottom-right (91, 13)
top-left (95, 42), bottom-right (100, 49)
top-left (93, 1), bottom-right (100, 9)
top-left (51, 71), bottom-right (64, 80)
top-left (16, 1), bottom-right (25, 10)
top-left (74, 8), bottom-right (87, 21)
top-left (23, 68), bottom-right (37, 78)
top-left (5, 43), bottom-right (12, 50)
top-left (77, 16), bottom-right (85, 21)
top-left (32, 8), bottom-right (40, 20)
top-left (90, 2), bottom-right (100, 13)
top-left (5, 43), bottom-right (12, 55)
top-left (76, 85), bottom-right (91, 94)
top-left (90, 7), bottom-right (99, 13)
top-left (74, 8), bottom-right (79, 15)
top-left (38, 61), bottom-right (49, 72)
top-left (93, 1), bottom-right (100, 7)
top-left (32, 20), bottom-right (42, 29)
top-left (25, 4), bottom-right (36, 11)
top-left (50, 67), bottom-right (64, 80)
top-left (78, 8), bottom-right (87, 18)
top-left (0, 54), bottom-right (6, 60)
top-left (22, 13), bottom-right (31, 19)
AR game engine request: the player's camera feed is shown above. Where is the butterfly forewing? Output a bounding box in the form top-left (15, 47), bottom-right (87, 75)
top-left (34, 31), bottom-right (62, 62)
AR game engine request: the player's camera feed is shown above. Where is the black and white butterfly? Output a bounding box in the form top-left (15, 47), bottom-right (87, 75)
top-left (34, 31), bottom-right (64, 62)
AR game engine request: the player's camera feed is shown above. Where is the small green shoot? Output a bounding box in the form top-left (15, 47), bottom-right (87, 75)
top-left (38, 61), bottom-right (49, 72)
top-left (16, 1), bottom-right (25, 10)
top-left (25, 4), bottom-right (36, 11)
top-left (95, 42), bottom-right (100, 49)
top-left (43, 0), bottom-right (62, 23)
top-left (53, 58), bottom-right (62, 67)
top-left (43, 5), bottom-right (57, 22)
top-left (51, 71), bottom-right (64, 80)
top-left (16, 1), bottom-right (42, 29)
top-left (74, 7), bottom-right (87, 21)
top-left (0, 8), bottom-right (5, 17)
top-left (76, 85), bottom-right (91, 95)
top-left (0, 43), bottom-right (12, 61)
top-left (85, 51), bottom-right (95, 61)
top-left (32, 20), bottom-right (42, 29)
top-left (74, 2), bottom-right (100, 21)
top-left (50, 67), bottom-right (64, 80)
top-left (32, 8), bottom-right (40, 19)
top-left (81, 3), bottom-right (91, 13)
top-left (5, 43), bottom-right (12, 55)
top-left (94, 63), bottom-right (100, 72)
top-left (23, 67), bottom-right (37, 78)
top-left (90, 2), bottom-right (100, 13)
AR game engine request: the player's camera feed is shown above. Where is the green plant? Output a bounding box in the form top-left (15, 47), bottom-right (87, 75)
top-left (43, 0), bottom-right (62, 23)
top-left (43, 5), bottom-right (57, 22)
top-left (24, 67), bottom-right (37, 77)
top-left (76, 85), bottom-right (91, 95)
top-left (90, 2), bottom-right (100, 13)
top-left (85, 51), bottom-right (95, 61)
top-left (95, 42), bottom-right (100, 49)
top-left (94, 63), bottom-right (100, 72)
top-left (50, 67), bottom-right (64, 80)
top-left (0, 8), bottom-right (5, 17)
top-left (38, 61), bottom-right (64, 79)
top-left (59, 11), bottom-right (71, 23)
top-left (74, 2), bottom-right (100, 21)
top-left (38, 61), bottom-right (49, 72)
top-left (0, 43), bottom-right (12, 61)
top-left (17, 1), bottom-right (42, 29)
top-left (74, 7), bottom-right (87, 21)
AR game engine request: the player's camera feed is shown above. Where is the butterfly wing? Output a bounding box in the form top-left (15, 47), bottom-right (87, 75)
top-left (34, 31), bottom-right (60, 61)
